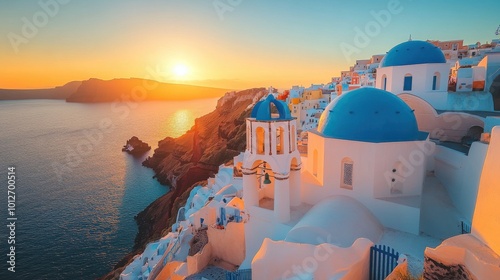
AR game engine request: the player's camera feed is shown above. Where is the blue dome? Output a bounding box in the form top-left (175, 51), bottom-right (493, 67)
top-left (317, 88), bottom-right (427, 143)
top-left (251, 95), bottom-right (292, 121)
top-left (380, 40), bottom-right (446, 67)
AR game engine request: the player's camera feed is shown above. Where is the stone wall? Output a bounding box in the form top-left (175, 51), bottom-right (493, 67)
top-left (423, 255), bottom-right (475, 280)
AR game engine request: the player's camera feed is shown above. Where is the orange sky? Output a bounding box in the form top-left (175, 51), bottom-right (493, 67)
top-left (1, 1), bottom-right (498, 90)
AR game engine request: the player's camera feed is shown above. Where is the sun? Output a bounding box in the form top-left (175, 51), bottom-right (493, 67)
top-left (173, 64), bottom-right (189, 78)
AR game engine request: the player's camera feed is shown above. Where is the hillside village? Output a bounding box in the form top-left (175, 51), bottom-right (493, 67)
top-left (119, 37), bottom-right (500, 280)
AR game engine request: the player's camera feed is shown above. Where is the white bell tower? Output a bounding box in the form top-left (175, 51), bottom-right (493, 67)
top-left (242, 93), bottom-right (302, 223)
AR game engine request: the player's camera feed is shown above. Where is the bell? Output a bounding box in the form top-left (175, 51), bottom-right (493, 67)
top-left (263, 173), bottom-right (272, 184)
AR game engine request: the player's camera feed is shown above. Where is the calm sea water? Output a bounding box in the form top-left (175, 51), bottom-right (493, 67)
top-left (0, 98), bottom-right (218, 279)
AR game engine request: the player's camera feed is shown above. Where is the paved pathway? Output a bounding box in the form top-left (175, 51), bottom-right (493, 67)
top-left (185, 265), bottom-right (227, 280)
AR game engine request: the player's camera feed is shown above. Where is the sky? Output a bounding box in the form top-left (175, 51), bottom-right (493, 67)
top-left (1, 0), bottom-right (499, 89)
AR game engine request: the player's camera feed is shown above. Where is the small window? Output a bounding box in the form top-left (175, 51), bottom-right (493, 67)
top-left (432, 72), bottom-right (440, 91)
top-left (403, 74), bottom-right (412, 91)
top-left (256, 127), bottom-right (265, 155)
top-left (382, 75), bottom-right (387, 91)
top-left (341, 158), bottom-right (354, 190)
top-left (276, 127), bottom-right (284, 154)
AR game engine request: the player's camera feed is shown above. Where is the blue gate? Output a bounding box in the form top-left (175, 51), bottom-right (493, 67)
top-left (369, 245), bottom-right (399, 280)
top-left (226, 269), bottom-right (252, 280)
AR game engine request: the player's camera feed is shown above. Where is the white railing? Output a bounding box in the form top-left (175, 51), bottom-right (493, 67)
top-left (148, 235), bottom-right (182, 279)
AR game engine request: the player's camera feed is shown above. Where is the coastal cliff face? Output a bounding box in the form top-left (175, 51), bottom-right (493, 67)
top-left (66, 78), bottom-right (230, 102)
top-left (101, 88), bottom-right (266, 279)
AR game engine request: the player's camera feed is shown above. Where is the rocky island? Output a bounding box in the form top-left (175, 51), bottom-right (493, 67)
top-left (0, 81), bottom-right (82, 100)
top-left (122, 136), bottom-right (151, 155)
top-left (100, 88), bottom-right (267, 279)
top-left (0, 78), bottom-right (231, 103)
top-left (66, 78), bottom-right (230, 102)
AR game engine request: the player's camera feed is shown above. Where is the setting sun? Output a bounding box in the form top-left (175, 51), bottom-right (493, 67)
top-left (173, 64), bottom-right (189, 78)
top-left (3, 1), bottom-right (500, 280)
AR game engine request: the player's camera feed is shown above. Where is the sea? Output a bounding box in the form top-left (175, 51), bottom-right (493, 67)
top-left (0, 98), bottom-right (218, 279)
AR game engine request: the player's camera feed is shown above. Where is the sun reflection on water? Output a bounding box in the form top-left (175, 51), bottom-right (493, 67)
top-left (167, 109), bottom-right (195, 138)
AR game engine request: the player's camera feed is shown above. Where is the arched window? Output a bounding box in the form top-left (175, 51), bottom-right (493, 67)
top-left (432, 72), bottom-right (441, 90)
top-left (382, 74), bottom-right (387, 91)
top-left (403, 74), bottom-right (412, 91)
top-left (276, 126), bottom-right (284, 154)
top-left (291, 125), bottom-right (296, 152)
top-left (312, 149), bottom-right (318, 177)
top-left (256, 127), bottom-right (265, 155)
top-left (341, 157), bottom-right (354, 190)
top-left (269, 102), bottom-right (278, 117)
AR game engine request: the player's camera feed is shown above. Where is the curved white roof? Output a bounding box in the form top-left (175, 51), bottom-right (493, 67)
top-left (214, 184), bottom-right (238, 202)
top-left (285, 196), bottom-right (383, 247)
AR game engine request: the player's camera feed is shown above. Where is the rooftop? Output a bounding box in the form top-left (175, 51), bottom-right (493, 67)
top-left (380, 40), bottom-right (447, 67)
top-left (317, 88), bottom-right (427, 143)
top-left (251, 94), bottom-right (293, 121)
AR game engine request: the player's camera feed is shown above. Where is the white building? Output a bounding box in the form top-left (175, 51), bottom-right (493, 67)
top-left (423, 123), bottom-right (500, 279)
top-left (240, 88), bottom-right (433, 279)
top-left (242, 94), bottom-right (302, 224)
top-left (306, 88), bottom-right (430, 234)
top-left (288, 85), bottom-right (304, 100)
top-left (376, 39), bottom-right (500, 113)
top-left (121, 40), bottom-right (500, 280)
top-left (376, 40), bottom-right (451, 109)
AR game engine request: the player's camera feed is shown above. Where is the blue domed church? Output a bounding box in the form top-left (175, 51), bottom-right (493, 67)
top-left (376, 40), bottom-right (450, 109)
top-left (245, 88), bottom-right (435, 279)
top-left (304, 87), bottom-right (430, 235)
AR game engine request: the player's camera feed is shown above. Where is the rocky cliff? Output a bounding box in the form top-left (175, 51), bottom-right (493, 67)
top-left (66, 78), bottom-right (230, 102)
top-left (100, 87), bottom-right (266, 279)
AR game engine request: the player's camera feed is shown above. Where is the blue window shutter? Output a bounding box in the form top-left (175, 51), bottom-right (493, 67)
top-left (403, 76), bottom-right (412, 91)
